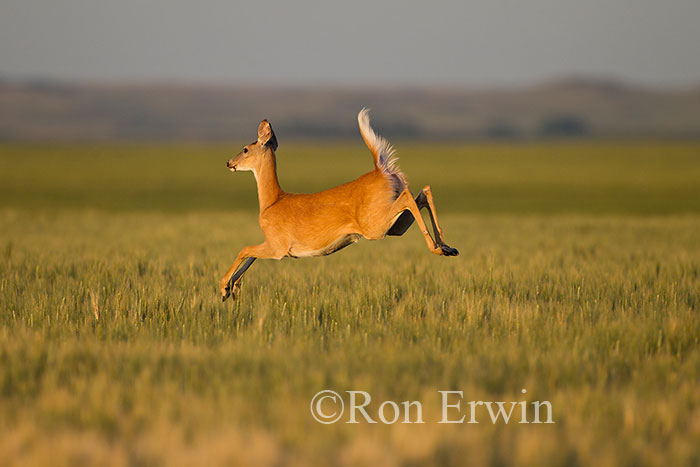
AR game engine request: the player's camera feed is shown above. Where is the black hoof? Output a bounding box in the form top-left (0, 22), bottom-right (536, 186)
top-left (440, 244), bottom-right (459, 256)
top-left (221, 282), bottom-right (241, 302)
top-left (221, 284), bottom-right (231, 302)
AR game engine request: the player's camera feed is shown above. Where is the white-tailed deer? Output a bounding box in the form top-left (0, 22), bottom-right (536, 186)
top-left (220, 109), bottom-right (458, 301)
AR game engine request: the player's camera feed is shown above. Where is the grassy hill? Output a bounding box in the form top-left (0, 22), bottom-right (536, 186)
top-left (2, 77), bottom-right (700, 141)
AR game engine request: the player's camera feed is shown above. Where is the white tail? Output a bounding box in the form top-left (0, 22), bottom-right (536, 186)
top-left (358, 108), bottom-right (401, 175)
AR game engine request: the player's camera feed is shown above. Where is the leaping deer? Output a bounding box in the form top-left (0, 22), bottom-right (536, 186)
top-left (220, 109), bottom-right (459, 301)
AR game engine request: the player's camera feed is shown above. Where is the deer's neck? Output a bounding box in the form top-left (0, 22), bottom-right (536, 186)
top-left (254, 155), bottom-right (283, 212)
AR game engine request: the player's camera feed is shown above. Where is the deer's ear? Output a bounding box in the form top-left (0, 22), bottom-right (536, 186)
top-left (257, 119), bottom-right (278, 151)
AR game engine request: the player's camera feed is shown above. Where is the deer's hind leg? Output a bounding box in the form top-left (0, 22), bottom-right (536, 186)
top-left (387, 187), bottom-right (440, 238)
top-left (378, 188), bottom-right (458, 256)
top-left (386, 186), bottom-right (458, 256)
top-left (385, 210), bottom-right (414, 237)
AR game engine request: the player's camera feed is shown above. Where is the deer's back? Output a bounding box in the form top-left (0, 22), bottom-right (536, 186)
top-left (259, 169), bottom-right (400, 250)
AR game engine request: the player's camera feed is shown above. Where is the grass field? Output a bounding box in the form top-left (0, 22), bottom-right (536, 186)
top-left (1, 141), bottom-right (699, 466)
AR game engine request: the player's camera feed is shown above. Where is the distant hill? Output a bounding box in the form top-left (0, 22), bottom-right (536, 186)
top-left (1, 77), bottom-right (699, 141)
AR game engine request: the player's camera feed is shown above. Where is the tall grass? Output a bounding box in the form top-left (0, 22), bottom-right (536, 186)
top-left (1, 142), bottom-right (699, 465)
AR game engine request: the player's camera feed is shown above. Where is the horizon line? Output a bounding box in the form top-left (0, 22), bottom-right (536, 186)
top-left (2, 72), bottom-right (699, 93)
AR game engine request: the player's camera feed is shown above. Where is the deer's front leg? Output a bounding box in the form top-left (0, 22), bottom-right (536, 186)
top-left (220, 256), bottom-right (256, 301)
top-left (220, 242), bottom-right (285, 302)
top-left (220, 250), bottom-right (249, 302)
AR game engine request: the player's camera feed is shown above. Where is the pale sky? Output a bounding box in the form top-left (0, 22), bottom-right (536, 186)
top-left (1, 0), bottom-right (699, 87)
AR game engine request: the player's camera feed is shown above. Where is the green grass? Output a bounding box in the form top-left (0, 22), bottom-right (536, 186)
top-left (2, 141), bottom-right (700, 214)
top-left (1, 142), bottom-right (699, 466)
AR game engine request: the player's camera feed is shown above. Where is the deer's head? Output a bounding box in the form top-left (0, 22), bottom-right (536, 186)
top-left (227, 119), bottom-right (278, 173)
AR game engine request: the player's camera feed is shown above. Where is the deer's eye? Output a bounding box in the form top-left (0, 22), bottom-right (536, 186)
top-left (243, 148), bottom-right (248, 153)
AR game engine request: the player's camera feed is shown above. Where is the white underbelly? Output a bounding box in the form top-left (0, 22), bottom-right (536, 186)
top-left (288, 233), bottom-right (361, 258)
